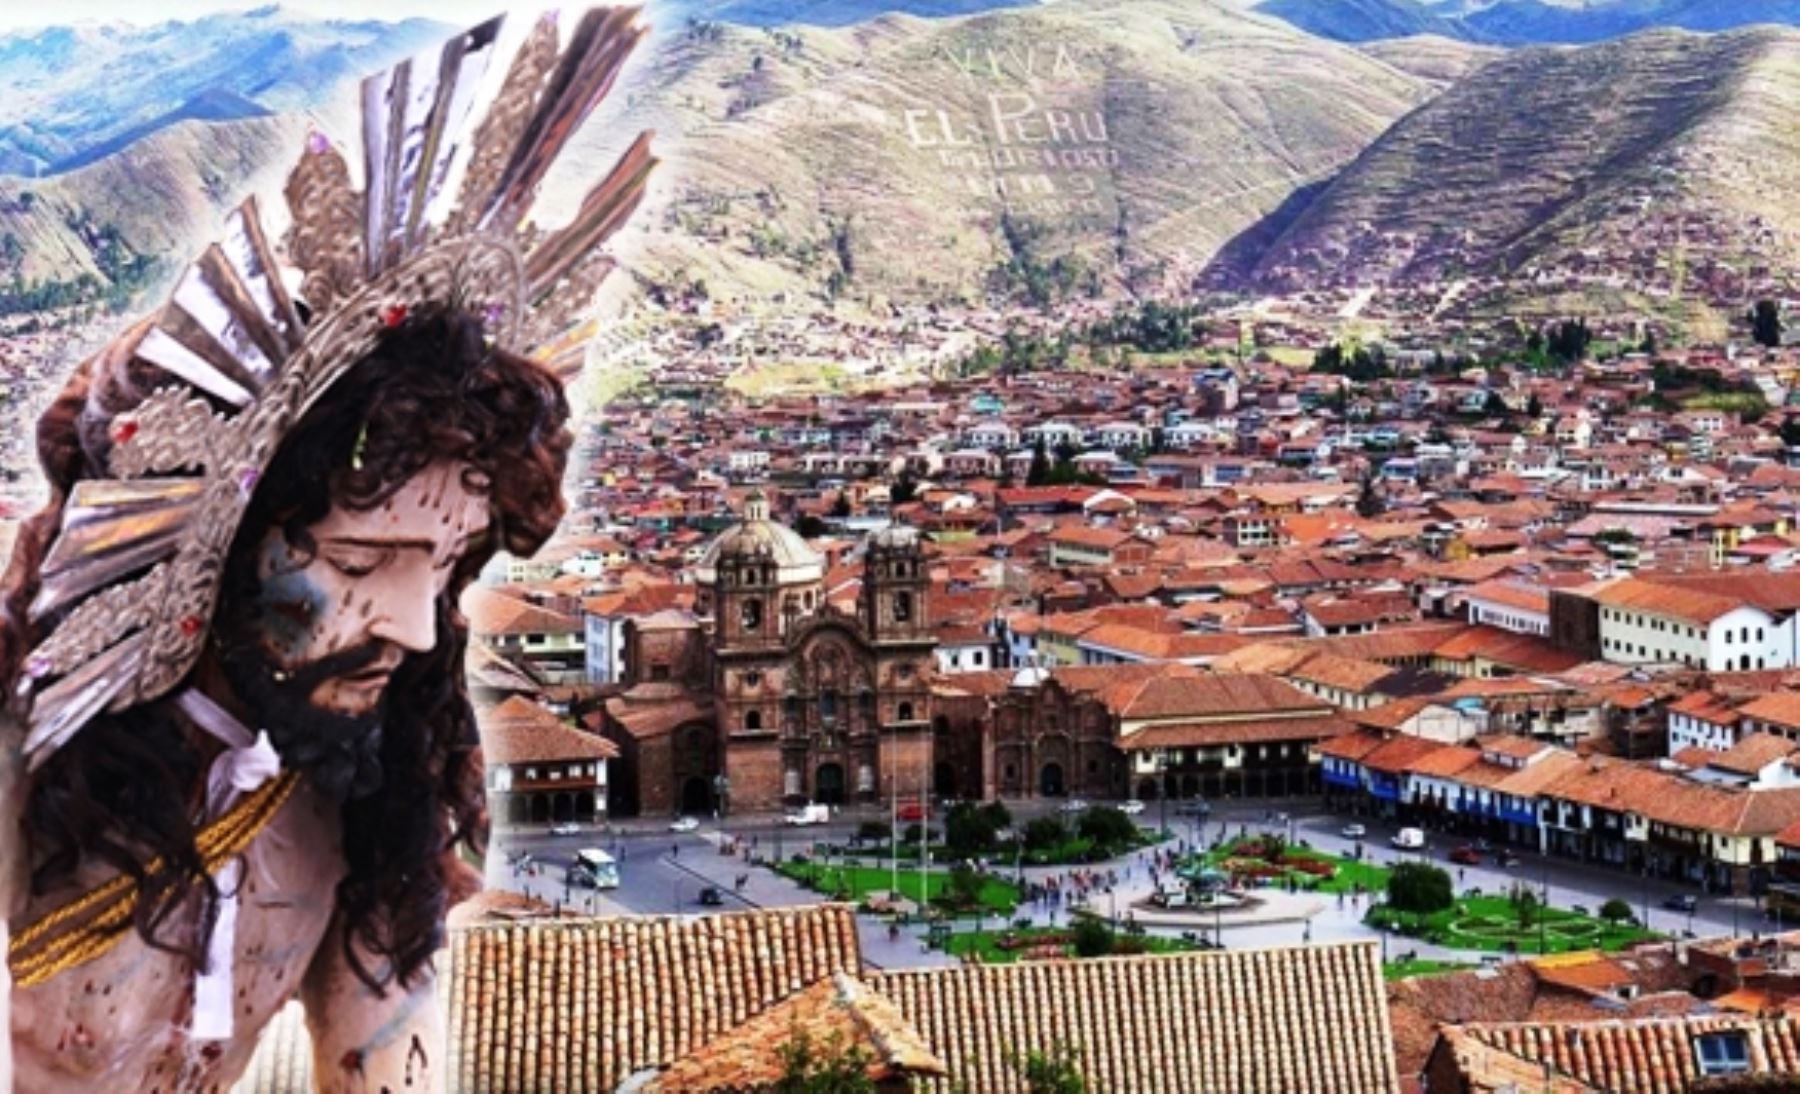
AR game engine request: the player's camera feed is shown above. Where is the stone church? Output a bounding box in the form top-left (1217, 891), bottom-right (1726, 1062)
top-left (600, 492), bottom-right (939, 815)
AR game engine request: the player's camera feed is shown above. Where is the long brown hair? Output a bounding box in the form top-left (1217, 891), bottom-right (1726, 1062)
top-left (2, 307), bottom-right (571, 988)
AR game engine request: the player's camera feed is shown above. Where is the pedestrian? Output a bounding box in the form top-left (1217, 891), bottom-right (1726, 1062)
top-left (672, 843), bottom-right (680, 860)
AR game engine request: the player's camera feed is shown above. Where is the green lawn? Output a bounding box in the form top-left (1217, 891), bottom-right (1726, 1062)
top-left (776, 861), bottom-right (1019, 916)
top-left (945, 927), bottom-right (1202, 965)
top-left (1384, 959), bottom-right (1477, 981)
top-left (1197, 838), bottom-right (1391, 895)
top-left (1367, 896), bottom-right (1661, 955)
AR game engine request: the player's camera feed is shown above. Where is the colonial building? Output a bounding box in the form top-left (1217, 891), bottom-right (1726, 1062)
top-left (481, 696), bottom-right (617, 826)
top-left (600, 492), bottom-right (939, 814)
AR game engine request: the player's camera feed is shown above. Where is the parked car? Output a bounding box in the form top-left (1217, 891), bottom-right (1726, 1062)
top-left (897, 800), bottom-right (926, 823)
top-left (1664, 894), bottom-right (1699, 913)
top-left (1341, 823), bottom-right (1367, 840)
top-left (1496, 850), bottom-right (1520, 868)
top-left (1121, 800), bottom-right (1146, 815)
top-left (785, 803), bottom-right (830, 826)
top-left (1391, 827), bottom-right (1426, 850)
top-left (1471, 839), bottom-right (1492, 854)
top-left (1058, 798), bottom-right (1090, 814)
top-left (1448, 845), bottom-right (1482, 866)
top-left (550, 822), bottom-right (580, 837)
top-left (669, 816), bottom-right (700, 833)
top-left (697, 886), bottom-right (725, 907)
top-left (1175, 800), bottom-right (1211, 816)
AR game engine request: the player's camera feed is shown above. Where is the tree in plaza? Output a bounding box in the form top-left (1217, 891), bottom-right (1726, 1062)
top-left (945, 800), bottom-right (1011, 856)
top-left (1076, 805), bottom-right (1138, 855)
top-left (1387, 863), bottom-right (1455, 915)
top-left (774, 1028), bottom-right (878, 1093)
top-left (1070, 915), bottom-right (1114, 958)
top-left (1752, 299), bottom-right (1784, 349)
top-left (1599, 898), bottom-right (1634, 924)
top-left (1509, 883), bottom-right (1541, 929)
top-left (943, 863), bottom-right (985, 910)
top-left (1023, 816), bottom-right (1070, 851)
top-left (857, 820), bottom-right (892, 843)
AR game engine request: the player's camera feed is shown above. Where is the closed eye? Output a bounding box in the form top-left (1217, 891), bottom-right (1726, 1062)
top-left (323, 544), bottom-right (397, 577)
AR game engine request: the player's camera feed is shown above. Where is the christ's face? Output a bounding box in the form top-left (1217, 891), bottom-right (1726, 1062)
top-left (242, 459), bottom-right (491, 718)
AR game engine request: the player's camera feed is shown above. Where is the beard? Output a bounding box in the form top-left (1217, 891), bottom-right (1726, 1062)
top-left (216, 637), bottom-right (393, 803)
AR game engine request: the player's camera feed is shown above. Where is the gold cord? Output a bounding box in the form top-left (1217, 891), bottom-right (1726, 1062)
top-left (7, 771), bottom-right (302, 989)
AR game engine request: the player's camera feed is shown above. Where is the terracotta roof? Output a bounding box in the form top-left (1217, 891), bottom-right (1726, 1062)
top-left (1287, 653), bottom-right (1397, 694)
top-left (869, 942), bottom-right (1399, 1092)
top-left (1404, 744), bottom-right (1485, 779)
top-left (1108, 673), bottom-right (1327, 721)
top-left (1711, 733), bottom-right (1798, 777)
top-left (1364, 734), bottom-right (1456, 775)
top-left (1739, 691), bottom-right (1800, 732)
top-left (481, 696), bottom-right (619, 765)
top-left (449, 906), bottom-right (863, 1092)
top-left (1462, 578), bottom-right (1551, 614)
top-left (465, 585), bottom-right (583, 636)
top-left (1429, 626), bottom-right (1586, 673)
top-left (1588, 577), bottom-right (1748, 625)
top-left (1436, 1013), bottom-right (1800, 1093)
top-left (1047, 525), bottom-right (1134, 550)
top-left (1319, 729), bottom-right (1391, 762)
top-left (1667, 689), bottom-right (1740, 726)
top-left (646, 974), bottom-right (947, 1091)
top-left (1122, 715), bottom-right (1354, 750)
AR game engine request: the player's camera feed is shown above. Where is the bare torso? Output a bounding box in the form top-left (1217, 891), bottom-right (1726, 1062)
top-left (11, 780), bottom-right (343, 1092)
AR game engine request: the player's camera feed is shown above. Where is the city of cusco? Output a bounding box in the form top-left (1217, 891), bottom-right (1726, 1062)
top-left (12, 0), bottom-right (1800, 1090)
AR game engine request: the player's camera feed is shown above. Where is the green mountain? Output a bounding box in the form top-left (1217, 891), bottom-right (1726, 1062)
top-left (605, 0), bottom-right (1434, 307)
top-left (1234, 27), bottom-right (1800, 317)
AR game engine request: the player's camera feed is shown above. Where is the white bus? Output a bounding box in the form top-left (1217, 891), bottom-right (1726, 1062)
top-left (570, 848), bottom-right (620, 890)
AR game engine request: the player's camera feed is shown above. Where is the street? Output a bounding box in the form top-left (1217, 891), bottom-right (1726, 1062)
top-left (487, 797), bottom-right (1784, 970)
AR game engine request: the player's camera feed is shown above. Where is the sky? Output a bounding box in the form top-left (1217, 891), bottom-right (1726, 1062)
top-left (0, 2), bottom-right (570, 33)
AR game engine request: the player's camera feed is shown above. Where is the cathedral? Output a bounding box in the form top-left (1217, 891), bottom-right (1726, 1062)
top-left (600, 492), bottom-right (940, 815)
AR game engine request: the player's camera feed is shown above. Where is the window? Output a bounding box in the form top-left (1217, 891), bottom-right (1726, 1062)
top-left (1695, 1032), bottom-right (1750, 1077)
top-left (745, 710), bottom-right (762, 731)
top-left (898, 702), bottom-right (914, 722)
top-left (893, 591), bottom-right (913, 623)
top-left (744, 671), bottom-right (762, 688)
top-left (651, 664), bottom-right (670, 681)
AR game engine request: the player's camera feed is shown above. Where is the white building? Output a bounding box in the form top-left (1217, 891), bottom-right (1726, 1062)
top-left (1592, 577), bottom-right (1799, 672)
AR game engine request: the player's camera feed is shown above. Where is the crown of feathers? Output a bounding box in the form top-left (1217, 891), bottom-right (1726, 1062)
top-left (17, 8), bottom-right (656, 766)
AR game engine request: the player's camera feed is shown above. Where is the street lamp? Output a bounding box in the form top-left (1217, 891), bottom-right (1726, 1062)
top-left (1159, 751), bottom-right (1169, 837)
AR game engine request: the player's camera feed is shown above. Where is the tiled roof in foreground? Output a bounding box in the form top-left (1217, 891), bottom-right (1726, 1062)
top-left (449, 904), bottom-right (862, 1093)
top-left (645, 973), bottom-right (947, 1091)
top-left (869, 940), bottom-right (1398, 1093)
top-left (1435, 1013), bottom-right (1800, 1093)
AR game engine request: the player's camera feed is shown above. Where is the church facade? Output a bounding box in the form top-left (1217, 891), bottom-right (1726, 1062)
top-left (601, 494), bottom-right (938, 815)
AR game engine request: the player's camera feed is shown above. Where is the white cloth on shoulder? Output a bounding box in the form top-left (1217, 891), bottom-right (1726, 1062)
top-left (173, 688), bottom-right (283, 1042)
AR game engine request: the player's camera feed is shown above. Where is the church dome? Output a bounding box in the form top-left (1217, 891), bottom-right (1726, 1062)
top-left (694, 490), bottom-right (825, 587)
top-left (1010, 665), bottom-right (1050, 689)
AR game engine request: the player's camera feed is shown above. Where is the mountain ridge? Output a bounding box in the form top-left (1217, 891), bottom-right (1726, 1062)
top-left (1229, 25), bottom-right (1800, 321)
